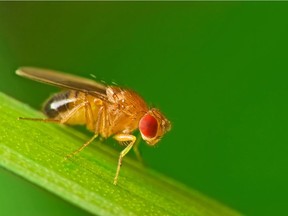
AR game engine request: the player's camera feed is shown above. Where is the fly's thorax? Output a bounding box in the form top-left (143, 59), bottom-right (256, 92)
top-left (106, 86), bottom-right (148, 113)
top-left (103, 86), bottom-right (149, 137)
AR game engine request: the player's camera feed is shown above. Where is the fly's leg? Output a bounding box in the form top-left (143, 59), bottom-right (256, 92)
top-left (64, 100), bottom-right (99, 160)
top-left (133, 133), bottom-right (144, 163)
top-left (19, 103), bottom-right (86, 124)
top-left (63, 133), bottom-right (98, 161)
top-left (94, 103), bottom-right (106, 135)
top-left (84, 100), bottom-right (96, 131)
top-left (18, 117), bottom-right (59, 123)
top-left (113, 134), bottom-right (136, 185)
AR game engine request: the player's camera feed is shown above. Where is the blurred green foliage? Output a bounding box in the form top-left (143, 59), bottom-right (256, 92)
top-left (0, 2), bottom-right (288, 216)
top-left (0, 92), bottom-right (241, 216)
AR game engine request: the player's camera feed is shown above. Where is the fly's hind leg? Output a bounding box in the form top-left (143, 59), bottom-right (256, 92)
top-left (18, 117), bottom-right (60, 123)
top-left (19, 102), bottom-right (86, 124)
top-left (113, 134), bottom-right (136, 185)
top-left (64, 101), bottom-right (100, 160)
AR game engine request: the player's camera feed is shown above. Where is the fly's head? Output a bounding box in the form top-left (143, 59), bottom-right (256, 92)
top-left (139, 108), bottom-right (171, 146)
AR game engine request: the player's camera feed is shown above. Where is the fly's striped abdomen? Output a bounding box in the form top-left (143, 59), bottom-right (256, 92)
top-left (42, 90), bottom-right (101, 130)
top-left (43, 90), bottom-right (79, 119)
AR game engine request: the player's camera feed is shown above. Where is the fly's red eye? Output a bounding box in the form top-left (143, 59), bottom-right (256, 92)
top-left (139, 114), bottom-right (158, 138)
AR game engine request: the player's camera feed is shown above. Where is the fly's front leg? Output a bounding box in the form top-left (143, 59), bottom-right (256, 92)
top-left (113, 134), bottom-right (136, 185)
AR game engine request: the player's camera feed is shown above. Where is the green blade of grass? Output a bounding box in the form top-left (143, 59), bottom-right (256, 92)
top-left (0, 92), bottom-right (241, 216)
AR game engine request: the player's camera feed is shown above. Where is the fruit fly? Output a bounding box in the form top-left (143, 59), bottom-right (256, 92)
top-left (16, 67), bottom-right (171, 185)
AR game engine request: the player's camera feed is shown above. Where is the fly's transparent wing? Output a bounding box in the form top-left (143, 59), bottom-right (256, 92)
top-left (16, 67), bottom-right (107, 100)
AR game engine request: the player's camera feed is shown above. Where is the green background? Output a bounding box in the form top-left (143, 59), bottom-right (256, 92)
top-left (0, 2), bottom-right (287, 216)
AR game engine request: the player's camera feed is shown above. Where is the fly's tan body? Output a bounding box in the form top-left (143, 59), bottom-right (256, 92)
top-left (16, 67), bottom-right (171, 185)
top-left (45, 87), bottom-right (148, 138)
